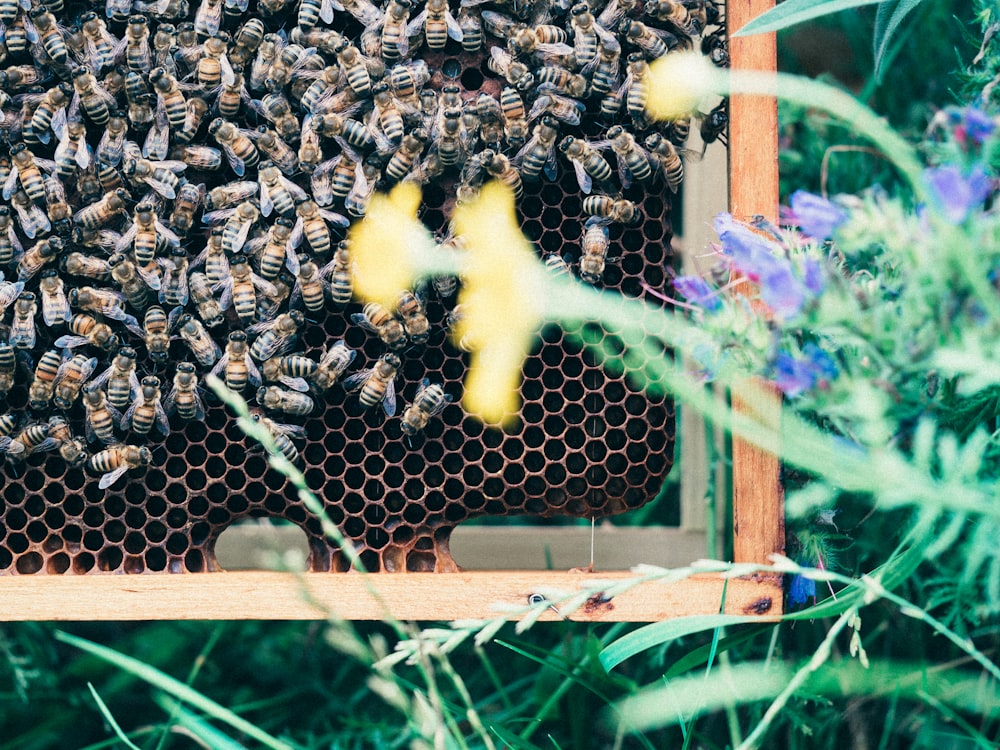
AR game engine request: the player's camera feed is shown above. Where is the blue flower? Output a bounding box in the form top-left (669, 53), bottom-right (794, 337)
top-left (788, 572), bottom-right (816, 608)
top-left (672, 275), bottom-right (721, 311)
top-left (773, 344), bottom-right (838, 397)
top-left (759, 261), bottom-right (807, 318)
top-left (789, 191), bottom-right (848, 240)
top-left (923, 164), bottom-right (993, 224)
top-left (962, 107), bottom-right (995, 146)
top-left (712, 213), bottom-right (783, 278)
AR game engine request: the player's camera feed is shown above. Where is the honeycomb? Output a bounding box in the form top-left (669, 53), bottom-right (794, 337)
top-left (0, 6), bottom-right (683, 574)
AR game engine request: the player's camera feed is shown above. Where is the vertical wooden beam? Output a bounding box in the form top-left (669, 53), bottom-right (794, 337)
top-left (727, 0), bottom-right (785, 567)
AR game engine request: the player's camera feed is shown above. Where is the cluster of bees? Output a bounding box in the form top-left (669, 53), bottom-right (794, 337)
top-left (0, 0), bottom-right (724, 493)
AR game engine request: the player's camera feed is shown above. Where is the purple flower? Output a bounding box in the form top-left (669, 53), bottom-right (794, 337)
top-left (759, 261), bottom-right (807, 318)
top-left (789, 191), bottom-right (848, 240)
top-left (923, 164), bottom-right (993, 224)
top-left (673, 275), bottom-right (721, 312)
top-left (962, 107), bottom-right (995, 147)
top-left (712, 213), bottom-right (783, 280)
top-left (773, 344), bottom-right (838, 397)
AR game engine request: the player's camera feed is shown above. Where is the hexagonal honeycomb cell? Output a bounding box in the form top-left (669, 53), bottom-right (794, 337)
top-left (0, 1), bottom-right (695, 573)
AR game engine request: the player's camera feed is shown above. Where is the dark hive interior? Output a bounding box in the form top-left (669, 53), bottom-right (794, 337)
top-left (0, 0), bottom-right (726, 573)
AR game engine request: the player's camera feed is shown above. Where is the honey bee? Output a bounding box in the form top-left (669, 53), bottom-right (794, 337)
top-left (343, 351), bottom-right (400, 415)
top-left (311, 112), bottom-right (376, 151)
top-left (644, 0), bottom-right (700, 35)
top-left (209, 118), bottom-right (259, 177)
top-left (260, 354), bottom-right (316, 392)
top-left (582, 194), bottom-right (641, 224)
top-left (69, 286), bottom-right (137, 327)
top-left (349, 302), bottom-right (407, 352)
top-left (579, 215), bottom-right (615, 284)
top-left (193, 0), bottom-right (224, 37)
top-left (125, 157), bottom-right (188, 200)
top-left (0, 272), bottom-right (25, 316)
top-left (187, 271), bottom-right (225, 328)
top-left (258, 163), bottom-right (308, 219)
top-left (0, 408), bottom-right (17, 437)
top-left (82, 383), bottom-right (121, 444)
top-left (327, 243), bottom-right (354, 306)
top-left (38, 269), bottom-right (71, 327)
top-left (191, 229), bottom-right (230, 288)
top-left (508, 24), bottom-right (573, 61)
top-left (8, 292), bottom-right (37, 349)
top-left (369, 81), bottom-right (410, 146)
top-left (28, 349), bottom-right (63, 410)
top-left (251, 414), bottom-right (304, 463)
top-left (559, 135), bottom-right (613, 193)
top-left (253, 128), bottom-right (299, 174)
top-left (344, 159), bottom-right (379, 218)
top-left (516, 114), bottom-right (560, 181)
top-left (107, 253), bottom-right (153, 312)
top-left (699, 98), bottom-right (729, 147)
top-left (257, 385), bottom-right (314, 416)
top-left (11, 190), bottom-right (53, 240)
top-left (254, 270), bottom-right (294, 324)
top-left (176, 313), bottom-right (221, 366)
top-left (121, 375), bottom-right (169, 436)
top-left (569, 2), bottom-right (615, 67)
top-left (168, 181), bottom-right (204, 238)
top-left (602, 124), bottom-right (654, 187)
top-left (216, 254), bottom-right (276, 323)
top-left (71, 66), bottom-right (116, 126)
top-left (0, 207), bottom-right (23, 263)
top-left (289, 255), bottom-right (330, 313)
top-left (169, 145), bottom-right (223, 171)
top-left (384, 131), bottom-right (427, 184)
top-left (127, 305), bottom-right (174, 365)
top-left (408, 0), bottom-right (463, 51)
top-left (229, 18), bottom-right (265, 67)
top-left (79, 13), bottom-right (118, 74)
top-left (387, 60), bottom-right (430, 104)
top-left (312, 341), bottom-right (359, 393)
top-left (484, 150), bottom-right (523, 199)
top-left (291, 198), bottom-right (348, 256)
top-left (47, 416), bottom-right (89, 468)
top-left (0, 341), bottom-right (15, 395)
top-left (94, 112), bottom-right (129, 169)
top-left (61, 252), bottom-right (112, 281)
top-left (122, 14), bottom-right (152, 74)
top-left (252, 218), bottom-right (298, 281)
top-left (158, 247), bottom-right (189, 308)
top-left (207, 201), bottom-right (258, 256)
top-left (92, 346), bottom-right (141, 412)
top-left (29, 83), bottom-right (73, 145)
top-left (204, 180), bottom-right (258, 211)
top-left (623, 52), bottom-right (651, 126)
top-left (586, 36), bottom-right (622, 97)
top-left (73, 188), bottom-right (128, 230)
top-left (50, 312), bottom-right (118, 352)
top-left (297, 0), bottom-right (337, 30)
top-left (378, 0), bottom-right (411, 62)
top-left (174, 96), bottom-right (209, 144)
top-left (401, 380), bottom-right (452, 437)
top-left (488, 47), bottom-right (535, 91)
top-left (53, 353), bottom-right (99, 409)
top-left (4, 144), bottom-right (48, 204)
top-left (88, 443), bottom-right (153, 489)
top-left (164, 362), bottom-right (205, 421)
top-left (0, 422), bottom-right (58, 461)
top-left (297, 118), bottom-right (324, 175)
top-left (644, 132), bottom-right (686, 192)
top-left (457, 6), bottom-right (483, 52)
top-left (528, 83), bottom-right (586, 127)
top-left (248, 310), bottom-right (304, 361)
top-left (339, 0), bottom-right (382, 26)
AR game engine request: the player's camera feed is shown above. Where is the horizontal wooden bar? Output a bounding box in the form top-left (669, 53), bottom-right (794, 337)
top-left (0, 571), bottom-right (782, 622)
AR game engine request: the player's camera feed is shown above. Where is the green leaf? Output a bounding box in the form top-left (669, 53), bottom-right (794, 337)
top-left (598, 615), bottom-right (766, 673)
top-left (735, 0), bottom-right (887, 37)
top-left (55, 632), bottom-right (298, 750)
top-left (87, 683), bottom-right (143, 750)
top-left (152, 694), bottom-right (250, 750)
top-left (873, 0), bottom-right (926, 81)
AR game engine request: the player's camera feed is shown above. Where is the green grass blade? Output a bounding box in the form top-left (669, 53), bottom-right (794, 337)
top-left (152, 694), bottom-right (250, 750)
top-left (873, 0), bottom-right (925, 81)
top-left (599, 616), bottom-right (766, 673)
top-left (56, 632), bottom-right (298, 750)
top-left (735, 0), bottom-right (886, 36)
top-left (86, 683), bottom-right (142, 750)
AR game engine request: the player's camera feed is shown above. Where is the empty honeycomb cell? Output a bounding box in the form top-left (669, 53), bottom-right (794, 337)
top-left (524, 451), bottom-right (545, 473)
top-left (503, 464), bottom-right (526, 485)
top-left (166, 509), bottom-right (187, 530)
top-left (4, 484), bottom-right (24, 505)
top-left (166, 483), bottom-right (188, 506)
top-left (63, 525), bottom-right (82, 545)
top-left (543, 415), bottom-right (567, 436)
top-left (344, 516), bottom-right (365, 538)
top-left (25, 522), bottom-right (46, 545)
top-left (83, 531), bottom-right (104, 552)
top-left (166, 458), bottom-right (187, 479)
top-left (105, 521), bottom-right (126, 544)
top-left (166, 533), bottom-right (188, 556)
top-left (484, 477), bottom-right (504, 498)
top-left (544, 441), bottom-right (566, 461)
top-left (245, 456), bottom-right (268, 479)
top-left (146, 548), bottom-right (167, 572)
top-left (146, 470), bottom-right (167, 492)
top-left (187, 471), bottom-right (207, 491)
top-left (462, 464), bottom-right (485, 486)
top-left (225, 445), bottom-right (247, 465)
top-left (522, 427), bottom-right (544, 449)
top-left (442, 477), bottom-right (464, 499)
top-left (6, 508), bottom-right (26, 532)
top-left (24, 470), bottom-right (45, 493)
top-left (8, 533), bottom-right (28, 554)
top-left (204, 457), bottom-right (226, 480)
top-left (228, 493), bottom-right (250, 514)
top-left (190, 522), bottom-right (211, 547)
top-left (124, 532), bottom-right (146, 555)
top-left (146, 522), bottom-right (167, 544)
top-left (184, 550), bottom-right (205, 573)
top-left (41, 507), bottom-right (64, 532)
top-left (520, 196), bottom-right (543, 219)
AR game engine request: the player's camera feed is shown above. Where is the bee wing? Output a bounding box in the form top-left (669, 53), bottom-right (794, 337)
top-left (135, 262), bottom-right (162, 291)
top-left (446, 11), bottom-right (464, 41)
top-left (221, 144), bottom-right (246, 177)
top-left (209, 351), bottom-right (231, 378)
top-left (246, 356), bottom-right (262, 389)
top-left (289, 217), bottom-right (304, 249)
top-left (342, 367), bottom-right (373, 392)
top-left (42, 298), bottom-right (71, 327)
top-left (281, 176), bottom-right (309, 203)
top-left (154, 219), bottom-right (182, 247)
top-left (0, 437), bottom-right (24, 455)
top-left (52, 334), bottom-right (91, 349)
top-left (284, 246), bottom-right (300, 275)
top-left (572, 159), bottom-right (592, 194)
top-left (318, 208), bottom-right (350, 227)
top-left (405, 10), bottom-right (427, 36)
top-left (215, 279), bottom-right (233, 311)
top-left (349, 312), bottom-right (379, 334)
top-left (201, 207), bottom-right (236, 225)
top-left (251, 273), bottom-right (278, 297)
top-left (154, 400), bottom-right (170, 435)
top-left (258, 177), bottom-right (273, 217)
top-left (270, 421), bottom-right (306, 440)
top-left (320, 0), bottom-right (336, 23)
top-left (1, 163), bottom-right (19, 201)
top-left (381, 377), bottom-right (397, 417)
top-left (145, 175), bottom-right (178, 200)
top-left (99, 464), bottom-right (130, 490)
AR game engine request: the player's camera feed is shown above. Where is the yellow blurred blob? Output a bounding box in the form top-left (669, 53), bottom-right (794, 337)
top-left (647, 51), bottom-right (722, 121)
top-left (347, 182), bottom-right (433, 309)
top-left (452, 182), bottom-right (545, 426)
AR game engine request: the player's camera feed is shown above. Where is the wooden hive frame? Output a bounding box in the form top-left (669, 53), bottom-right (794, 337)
top-left (1, 0), bottom-right (783, 622)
